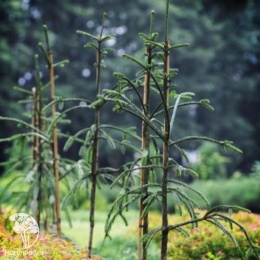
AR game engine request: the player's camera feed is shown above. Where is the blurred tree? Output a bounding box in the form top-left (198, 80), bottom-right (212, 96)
top-left (193, 143), bottom-right (230, 180)
top-left (196, 0), bottom-right (260, 172)
top-left (0, 0), bottom-right (259, 174)
top-left (0, 0), bottom-right (33, 171)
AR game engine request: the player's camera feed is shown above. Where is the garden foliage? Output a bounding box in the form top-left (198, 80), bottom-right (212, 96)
top-left (0, 209), bottom-right (94, 260)
top-left (140, 210), bottom-right (260, 260)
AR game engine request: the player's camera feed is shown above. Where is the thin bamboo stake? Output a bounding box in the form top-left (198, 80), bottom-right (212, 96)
top-left (31, 88), bottom-right (40, 224)
top-left (34, 55), bottom-right (43, 226)
top-left (138, 46), bottom-right (151, 260)
top-left (49, 51), bottom-right (61, 239)
top-left (31, 88), bottom-right (37, 169)
top-left (35, 85), bottom-right (42, 226)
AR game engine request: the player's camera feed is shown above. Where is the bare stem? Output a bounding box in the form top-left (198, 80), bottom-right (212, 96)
top-left (161, 40), bottom-right (170, 260)
top-left (88, 40), bottom-right (101, 258)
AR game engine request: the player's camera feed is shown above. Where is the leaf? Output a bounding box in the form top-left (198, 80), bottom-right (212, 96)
top-left (151, 32), bottom-right (159, 41)
top-left (178, 147), bottom-right (190, 163)
top-left (84, 42), bottom-right (98, 50)
top-left (88, 95), bottom-right (106, 108)
top-left (204, 205), bottom-right (251, 218)
top-left (63, 208), bottom-right (73, 228)
top-left (138, 32), bottom-right (150, 41)
top-left (180, 92), bottom-right (195, 100)
top-left (78, 146), bottom-right (87, 157)
top-left (53, 59), bottom-right (69, 68)
top-left (228, 208), bottom-right (234, 230)
top-left (61, 172), bottom-right (90, 209)
top-left (168, 43), bottom-right (189, 50)
top-left (100, 34), bottom-right (116, 43)
top-left (38, 42), bottom-right (50, 67)
top-left (13, 86), bottom-right (34, 95)
top-left (25, 170), bottom-right (36, 183)
top-left (175, 167), bottom-right (182, 177)
top-left (76, 30), bottom-right (98, 41)
top-left (199, 99), bottom-right (214, 111)
top-left (113, 72), bottom-right (125, 79)
top-left (103, 89), bottom-right (120, 96)
top-left (141, 226), bottom-right (163, 247)
top-left (167, 225), bottom-right (189, 237)
top-left (97, 167), bottom-right (118, 175)
top-left (170, 90), bottom-right (177, 98)
top-left (146, 40), bottom-right (164, 50)
top-left (86, 146), bottom-right (93, 164)
top-left (77, 160), bottom-right (84, 177)
top-left (121, 140), bottom-right (140, 153)
top-left (122, 54), bottom-right (146, 69)
top-left (110, 170), bottom-right (127, 188)
top-left (101, 130), bottom-right (116, 150)
top-left (58, 100), bottom-right (64, 110)
top-left (0, 132), bottom-right (49, 144)
top-left (100, 59), bottom-right (107, 68)
top-left (228, 208), bottom-right (233, 216)
top-left (224, 141), bottom-right (243, 154)
top-left (0, 174), bottom-right (23, 202)
top-left (46, 113), bottom-right (63, 136)
top-left (42, 24), bottom-right (50, 52)
top-left (142, 193), bottom-right (159, 218)
top-left (141, 149), bottom-right (149, 166)
top-left (186, 168), bottom-right (199, 178)
top-left (102, 47), bottom-right (115, 53)
top-left (170, 189), bottom-right (198, 222)
top-left (207, 218), bottom-right (242, 254)
top-left (168, 179), bottom-right (210, 207)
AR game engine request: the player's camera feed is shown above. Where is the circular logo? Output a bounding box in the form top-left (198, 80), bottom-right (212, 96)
top-left (9, 213), bottom-right (39, 249)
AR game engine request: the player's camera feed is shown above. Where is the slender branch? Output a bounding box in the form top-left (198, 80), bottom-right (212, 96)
top-left (170, 136), bottom-right (229, 146)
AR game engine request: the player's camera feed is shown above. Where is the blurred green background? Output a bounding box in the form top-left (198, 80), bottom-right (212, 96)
top-left (0, 0), bottom-right (260, 212)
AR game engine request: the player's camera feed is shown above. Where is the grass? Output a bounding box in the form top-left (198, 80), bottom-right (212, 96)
top-left (61, 209), bottom-right (138, 247)
top-left (61, 209), bottom-right (160, 259)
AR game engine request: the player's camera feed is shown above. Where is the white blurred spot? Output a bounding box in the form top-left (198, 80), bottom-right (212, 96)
top-left (116, 49), bottom-right (125, 56)
top-left (24, 72), bottom-right (32, 80)
top-left (18, 77), bottom-right (26, 86)
top-left (79, 101), bottom-right (87, 107)
top-left (186, 150), bottom-right (200, 164)
top-left (86, 20), bottom-right (94, 28)
top-left (116, 26), bottom-right (127, 35)
top-left (106, 38), bottom-right (116, 47)
top-left (82, 68), bottom-right (91, 78)
top-left (22, 0), bottom-right (29, 10)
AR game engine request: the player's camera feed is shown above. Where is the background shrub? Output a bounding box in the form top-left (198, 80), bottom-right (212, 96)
top-left (190, 174), bottom-right (260, 213)
top-left (192, 142), bottom-right (230, 180)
